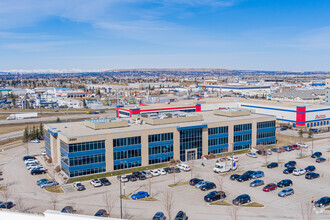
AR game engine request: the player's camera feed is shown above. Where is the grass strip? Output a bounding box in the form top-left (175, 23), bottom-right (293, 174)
top-left (210, 200), bottom-right (232, 206)
top-left (44, 185), bottom-right (64, 193)
top-left (168, 181), bottom-right (189, 187)
top-left (243, 202), bottom-right (264, 207)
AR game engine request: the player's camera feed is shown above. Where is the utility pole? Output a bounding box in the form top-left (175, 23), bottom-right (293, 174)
top-left (120, 179), bottom-right (123, 219)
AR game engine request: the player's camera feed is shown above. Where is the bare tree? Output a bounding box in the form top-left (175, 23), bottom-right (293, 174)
top-left (103, 191), bottom-right (116, 217)
top-left (301, 202), bottom-right (314, 220)
top-left (229, 206), bottom-right (240, 220)
top-left (146, 178), bottom-right (152, 196)
top-left (24, 142), bottom-right (29, 156)
top-left (173, 172), bottom-right (177, 185)
top-left (190, 160), bottom-right (195, 179)
top-left (163, 188), bottom-right (175, 220)
top-left (122, 205), bottom-right (133, 220)
top-left (1, 184), bottom-right (12, 208)
top-left (50, 193), bottom-right (58, 210)
top-left (255, 144), bottom-right (267, 164)
top-left (214, 174), bottom-right (224, 191)
top-left (15, 196), bottom-right (25, 212)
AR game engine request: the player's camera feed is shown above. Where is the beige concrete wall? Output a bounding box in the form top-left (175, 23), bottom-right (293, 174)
top-left (202, 127), bottom-right (208, 156)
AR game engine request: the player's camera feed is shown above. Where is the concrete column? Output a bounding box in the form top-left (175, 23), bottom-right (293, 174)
top-left (173, 130), bottom-right (181, 161)
top-left (202, 127), bottom-right (208, 157)
top-left (141, 135), bottom-right (149, 166)
top-left (105, 138), bottom-right (113, 172)
top-left (228, 124), bottom-right (234, 152)
top-left (252, 121), bottom-right (257, 149)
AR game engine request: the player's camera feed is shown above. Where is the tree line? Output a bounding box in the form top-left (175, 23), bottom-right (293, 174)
top-left (23, 123), bottom-right (44, 142)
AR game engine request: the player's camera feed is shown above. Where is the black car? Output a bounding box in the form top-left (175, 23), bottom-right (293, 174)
top-left (304, 165), bottom-right (315, 172)
top-left (164, 167), bottom-right (173, 174)
top-left (201, 182), bottom-right (216, 191)
top-left (277, 179), bottom-right (293, 188)
top-left (305, 172), bottom-right (320, 180)
top-left (242, 170), bottom-right (255, 178)
top-left (30, 169), bottom-right (46, 175)
top-left (230, 174), bottom-right (240, 180)
top-left (0, 201), bottom-right (14, 209)
top-left (311, 152), bottom-right (322, 158)
top-left (23, 156), bottom-right (36, 161)
top-left (128, 175), bottom-right (137, 181)
top-left (94, 209), bottom-right (109, 217)
top-left (174, 211), bottom-right (188, 220)
top-left (237, 175), bottom-right (251, 182)
top-left (267, 162), bottom-right (278, 168)
top-left (204, 191), bottom-right (226, 202)
top-left (283, 166), bottom-right (296, 174)
top-left (132, 172), bottom-right (142, 177)
top-left (100, 178), bottom-right (111, 186)
top-left (137, 173), bottom-right (146, 180)
top-left (232, 194), bottom-right (251, 205)
top-left (61, 206), bottom-right (76, 214)
top-left (174, 168), bottom-right (181, 173)
top-left (189, 178), bottom-right (203, 186)
top-left (285, 161), bottom-right (296, 168)
top-left (314, 197), bottom-right (330, 208)
top-left (316, 158), bottom-right (326, 163)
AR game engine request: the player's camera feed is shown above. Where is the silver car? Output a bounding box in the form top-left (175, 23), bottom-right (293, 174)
top-left (278, 188), bottom-right (294, 197)
top-left (195, 181), bottom-right (207, 189)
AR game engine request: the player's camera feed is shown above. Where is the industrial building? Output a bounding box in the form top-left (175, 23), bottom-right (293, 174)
top-left (44, 109), bottom-right (276, 178)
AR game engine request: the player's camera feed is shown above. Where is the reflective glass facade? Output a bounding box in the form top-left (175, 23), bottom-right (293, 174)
top-left (234, 123), bottom-right (252, 151)
top-left (113, 136), bottom-right (142, 170)
top-left (179, 128), bottom-right (203, 161)
top-left (257, 120), bottom-right (276, 145)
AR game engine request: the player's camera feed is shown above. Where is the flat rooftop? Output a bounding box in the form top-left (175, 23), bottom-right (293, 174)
top-left (45, 111), bottom-right (274, 138)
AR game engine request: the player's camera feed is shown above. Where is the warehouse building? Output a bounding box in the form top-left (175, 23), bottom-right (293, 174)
top-left (44, 109), bottom-right (276, 178)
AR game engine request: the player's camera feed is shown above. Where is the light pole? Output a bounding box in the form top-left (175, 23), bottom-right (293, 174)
top-left (119, 179), bottom-right (123, 219)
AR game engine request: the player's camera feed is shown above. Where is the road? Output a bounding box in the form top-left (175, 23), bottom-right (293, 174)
top-left (0, 138), bottom-right (329, 220)
top-left (0, 130), bottom-right (23, 141)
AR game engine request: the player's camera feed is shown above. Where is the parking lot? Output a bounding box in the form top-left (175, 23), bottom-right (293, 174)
top-left (0, 139), bottom-right (329, 220)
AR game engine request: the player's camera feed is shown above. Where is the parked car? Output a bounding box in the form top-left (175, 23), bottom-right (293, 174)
top-left (141, 171), bottom-right (153, 178)
top-left (0, 201), bottom-right (14, 209)
top-left (242, 170), bottom-right (255, 178)
top-left (285, 161), bottom-right (296, 168)
top-left (296, 142), bottom-right (308, 148)
top-left (293, 145), bottom-right (300, 150)
top-left (283, 146), bottom-right (291, 151)
top-left (293, 168), bottom-right (306, 176)
top-left (279, 147), bottom-right (286, 152)
top-left (316, 158), bottom-right (326, 163)
top-left (61, 206), bottom-right (76, 213)
top-left (73, 182), bottom-right (86, 191)
top-left (30, 168), bottom-right (46, 175)
top-left (152, 212), bottom-right (166, 220)
top-left (90, 179), bottom-right (102, 187)
top-left (230, 174), bottom-right (240, 180)
top-left (23, 156), bottom-right (36, 161)
top-left (267, 162), bottom-right (278, 168)
top-left (195, 180), bottom-right (207, 189)
top-left (174, 211), bottom-right (188, 220)
top-left (37, 178), bottom-right (48, 186)
top-left (128, 175), bottom-right (137, 181)
top-left (118, 175), bottom-right (129, 182)
top-left (94, 209), bottom-right (109, 217)
top-left (177, 163), bottom-right (191, 171)
top-left (283, 166), bottom-right (296, 174)
top-left (158, 168), bottom-right (167, 175)
top-left (251, 171), bottom-right (264, 179)
top-left (250, 180), bottom-right (264, 187)
top-left (201, 182), bottom-right (216, 191)
top-left (314, 197), bottom-right (330, 208)
top-left (100, 178), bottom-right (111, 186)
top-left (246, 153), bottom-right (257, 158)
top-left (30, 139), bottom-right (40, 143)
top-left (204, 191), bottom-right (226, 202)
top-left (40, 150), bottom-right (47, 156)
top-left (131, 191), bottom-right (149, 200)
top-left (263, 183), bottom-right (277, 192)
top-left (189, 178), bottom-right (203, 186)
top-left (237, 175), bottom-right (251, 182)
top-left (164, 167), bottom-right (173, 174)
top-left (271, 148), bottom-right (281, 153)
top-left (280, 127), bottom-right (287, 131)
top-left (232, 194), bottom-right (251, 205)
top-left (150, 169), bottom-right (160, 176)
top-left (24, 159), bottom-right (38, 164)
top-left (40, 181), bottom-right (58, 188)
top-left (289, 145), bottom-right (295, 151)
top-left (305, 172), bottom-right (320, 180)
top-left (27, 164), bottom-right (43, 170)
top-left (311, 152), bottom-right (322, 158)
top-left (305, 165), bottom-right (316, 172)
top-left (278, 188), bottom-right (294, 197)
top-left (227, 156), bottom-right (239, 162)
top-left (277, 179), bottom-right (293, 188)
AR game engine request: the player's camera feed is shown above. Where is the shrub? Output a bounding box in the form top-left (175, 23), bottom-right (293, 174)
top-left (55, 165), bottom-right (61, 172)
top-left (47, 157), bottom-right (52, 163)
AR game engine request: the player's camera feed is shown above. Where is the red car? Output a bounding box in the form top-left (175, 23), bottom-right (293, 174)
top-left (279, 147), bottom-right (286, 152)
top-left (289, 145), bottom-right (295, 150)
top-left (263, 183), bottom-right (277, 192)
top-left (293, 145), bottom-right (300, 150)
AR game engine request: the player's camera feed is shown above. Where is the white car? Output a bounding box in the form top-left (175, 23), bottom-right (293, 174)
top-left (296, 143), bottom-right (308, 148)
top-left (158, 168), bottom-right (167, 175)
top-left (227, 156), bottom-right (239, 162)
top-left (40, 151), bottom-right (47, 156)
top-left (73, 182), bottom-right (86, 191)
top-left (120, 175), bottom-right (129, 182)
top-left (246, 153), bottom-right (257, 158)
top-left (24, 159), bottom-right (38, 164)
top-left (90, 179), bottom-right (102, 187)
top-left (150, 169), bottom-right (160, 176)
top-left (177, 163), bottom-right (191, 171)
top-left (30, 139), bottom-right (40, 143)
top-left (293, 168), bottom-right (306, 176)
top-left (27, 165), bottom-right (43, 170)
top-left (141, 171), bottom-right (153, 178)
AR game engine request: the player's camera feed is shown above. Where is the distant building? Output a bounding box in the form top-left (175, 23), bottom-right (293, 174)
top-left (326, 78), bottom-right (330, 105)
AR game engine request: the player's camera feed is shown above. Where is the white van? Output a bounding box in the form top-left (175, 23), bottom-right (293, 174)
top-left (177, 163), bottom-right (191, 172)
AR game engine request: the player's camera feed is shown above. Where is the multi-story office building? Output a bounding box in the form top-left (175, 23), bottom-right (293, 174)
top-left (44, 109), bottom-right (276, 178)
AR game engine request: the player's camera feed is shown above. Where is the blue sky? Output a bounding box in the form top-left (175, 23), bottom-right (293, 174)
top-left (1, 0), bottom-right (330, 71)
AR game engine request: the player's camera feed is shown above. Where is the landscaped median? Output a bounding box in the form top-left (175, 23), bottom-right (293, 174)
top-left (210, 200), bottom-right (231, 206)
top-left (209, 201), bottom-right (264, 207)
top-left (168, 181), bottom-right (189, 187)
top-left (242, 202), bottom-right (264, 207)
top-left (219, 170), bottom-right (246, 177)
top-left (119, 194), bottom-right (157, 201)
top-left (44, 185), bottom-right (64, 193)
top-left (67, 162), bottom-right (170, 184)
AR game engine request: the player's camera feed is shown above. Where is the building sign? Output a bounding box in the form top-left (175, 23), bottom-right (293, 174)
top-left (315, 114), bottom-right (326, 119)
